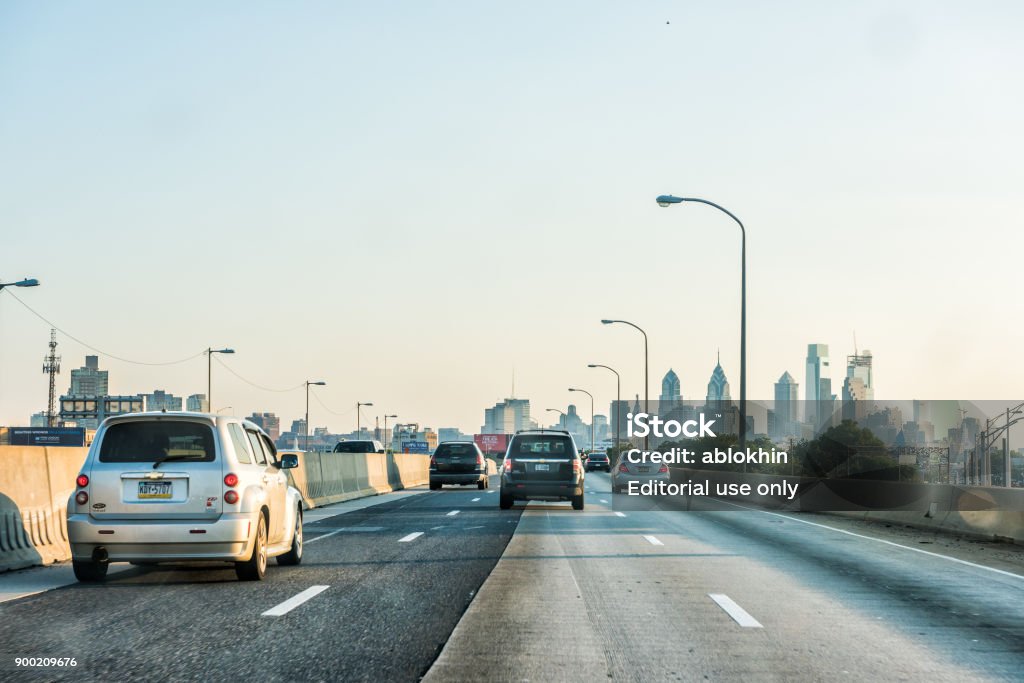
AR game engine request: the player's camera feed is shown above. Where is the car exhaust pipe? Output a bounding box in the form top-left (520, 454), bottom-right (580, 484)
top-left (92, 546), bottom-right (109, 563)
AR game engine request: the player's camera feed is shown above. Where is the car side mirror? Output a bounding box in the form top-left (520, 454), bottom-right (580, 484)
top-left (278, 453), bottom-right (299, 469)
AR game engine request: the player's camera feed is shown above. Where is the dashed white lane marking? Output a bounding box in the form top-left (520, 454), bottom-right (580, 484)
top-left (709, 593), bottom-right (763, 628)
top-left (614, 511), bottom-right (626, 517)
top-left (471, 498), bottom-right (481, 502)
top-left (600, 499), bottom-right (608, 504)
top-left (305, 528), bottom-right (345, 544)
top-left (716, 499), bottom-right (1024, 582)
top-left (262, 585), bottom-right (330, 617)
top-left (398, 532), bottom-right (424, 543)
top-left (447, 510), bottom-right (460, 517)
top-left (643, 535), bottom-right (664, 546)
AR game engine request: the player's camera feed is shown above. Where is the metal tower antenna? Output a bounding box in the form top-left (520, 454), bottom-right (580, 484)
top-left (42, 329), bottom-right (61, 427)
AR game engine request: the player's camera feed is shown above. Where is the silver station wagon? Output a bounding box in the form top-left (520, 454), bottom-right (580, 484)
top-left (67, 412), bottom-right (304, 582)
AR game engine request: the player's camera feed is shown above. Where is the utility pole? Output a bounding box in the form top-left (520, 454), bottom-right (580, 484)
top-left (41, 329), bottom-right (61, 427)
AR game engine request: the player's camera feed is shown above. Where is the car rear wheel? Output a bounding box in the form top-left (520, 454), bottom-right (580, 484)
top-left (235, 513), bottom-right (268, 581)
top-left (277, 507), bottom-right (303, 566)
top-left (73, 559), bottom-right (108, 582)
top-left (499, 492), bottom-right (513, 509)
top-left (430, 481), bottom-right (441, 490)
top-left (478, 478), bottom-right (487, 490)
top-left (572, 492), bottom-right (585, 510)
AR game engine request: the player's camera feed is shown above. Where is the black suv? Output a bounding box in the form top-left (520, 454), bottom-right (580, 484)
top-left (584, 451), bottom-right (610, 472)
top-left (499, 430), bottom-right (584, 510)
top-left (430, 441), bottom-right (489, 490)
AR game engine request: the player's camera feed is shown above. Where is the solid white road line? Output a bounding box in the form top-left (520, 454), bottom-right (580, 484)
top-left (471, 498), bottom-right (481, 502)
top-left (614, 511), bottom-right (626, 517)
top-left (447, 510), bottom-right (460, 517)
top-left (305, 528), bottom-right (346, 544)
top-left (262, 585), bottom-right (330, 617)
top-left (717, 499), bottom-right (1024, 582)
top-left (643, 535), bottom-right (664, 546)
top-left (399, 532), bottom-right (424, 543)
top-left (709, 593), bottom-right (763, 628)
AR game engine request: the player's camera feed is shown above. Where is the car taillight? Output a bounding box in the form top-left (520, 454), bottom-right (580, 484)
top-left (429, 454), bottom-right (436, 467)
top-left (75, 491), bottom-right (89, 505)
top-left (618, 463), bottom-right (629, 473)
top-left (224, 490), bottom-right (239, 504)
top-left (224, 473), bottom-right (239, 487)
top-left (503, 459), bottom-right (512, 473)
top-left (76, 474), bottom-right (89, 487)
top-left (477, 454), bottom-right (485, 466)
top-left (659, 465), bottom-right (668, 473)
top-left (573, 459), bottom-right (581, 474)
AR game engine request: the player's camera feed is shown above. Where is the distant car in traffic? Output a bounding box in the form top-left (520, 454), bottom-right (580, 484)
top-left (584, 451), bottom-right (610, 472)
top-left (332, 440), bottom-right (385, 454)
top-left (429, 441), bottom-right (489, 490)
top-left (499, 429), bottom-right (584, 510)
top-left (67, 412), bottom-right (304, 582)
top-left (610, 450), bottom-right (669, 493)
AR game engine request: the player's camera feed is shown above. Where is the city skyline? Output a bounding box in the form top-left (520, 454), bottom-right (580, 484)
top-left (3, 3), bottom-right (1024, 432)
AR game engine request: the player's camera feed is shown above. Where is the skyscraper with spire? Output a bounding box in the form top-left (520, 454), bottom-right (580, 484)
top-left (706, 353), bottom-right (732, 405)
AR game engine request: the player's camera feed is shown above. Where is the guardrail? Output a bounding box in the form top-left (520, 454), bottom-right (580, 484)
top-left (0, 445), bottom-right (430, 572)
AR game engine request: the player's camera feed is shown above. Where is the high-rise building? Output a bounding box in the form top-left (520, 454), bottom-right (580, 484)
top-left (144, 390), bottom-right (182, 412)
top-left (186, 394), bottom-right (208, 412)
top-left (69, 355), bottom-right (108, 396)
top-left (706, 354), bottom-right (732, 405)
top-left (248, 412), bottom-right (281, 441)
top-left (806, 344), bottom-right (831, 426)
top-left (660, 369), bottom-right (682, 408)
top-left (846, 350), bottom-right (874, 399)
top-left (841, 377), bottom-right (868, 421)
top-left (773, 371), bottom-right (799, 437)
top-left (482, 398), bottom-right (531, 434)
top-left (593, 414), bottom-right (608, 442)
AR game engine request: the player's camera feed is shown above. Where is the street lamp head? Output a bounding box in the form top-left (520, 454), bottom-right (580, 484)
top-left (15, 278), bottom-right (39, 287)
top-left (211, 348), bottom-right (234, 354)
top-left (386, 414), bottom-right (397, 418)
top-left (600, 319), bottom-right (613, 325)
top-left (312, 381), bottom-right (326, 386)
top-left (360, 401), bottom-right (374, 407)
top-left (587, 364), bottom-right (597, 368)
top-left (656, 194), bottom-right (683, 207)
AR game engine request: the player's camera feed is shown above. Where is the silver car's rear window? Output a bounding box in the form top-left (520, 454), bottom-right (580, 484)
top-left (98, 421), bottom-right (216, 463)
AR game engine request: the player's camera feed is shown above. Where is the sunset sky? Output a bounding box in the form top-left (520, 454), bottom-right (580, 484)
top-left (2, 1), bottom-right (1023, 434)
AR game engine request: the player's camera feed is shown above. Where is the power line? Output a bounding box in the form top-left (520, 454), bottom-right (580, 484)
top-left (212, 354), bottom-right (305, 393)
top-left (3, 290), bottom-right (206, 366)
top-left (311, 390), bottom-right (357, 417)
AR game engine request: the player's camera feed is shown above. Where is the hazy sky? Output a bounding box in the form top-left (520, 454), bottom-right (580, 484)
top-left (2, 1), bottom-right (1023, 434)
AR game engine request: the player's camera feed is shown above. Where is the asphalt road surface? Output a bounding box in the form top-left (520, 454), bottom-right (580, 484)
top-left (2, 474), bottom-right (1023, 682)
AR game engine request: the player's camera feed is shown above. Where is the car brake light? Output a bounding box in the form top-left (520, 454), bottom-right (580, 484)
top-left (503, 459), bottom-right (512, 473)
top-left (429, 454), bottom-right (436, 467)
top-left (224, 473), bottom-right (239, 487)
top-left (573, 459), bottom-right (581, 474)
top-left (224, 490), bottom-right (239, 504)
top-left (75, 491), bottom-right (89, 505)
top-left (477, 454), bottom-right (485, 466)
top-left (618, 463), bottom-right (629, 473)
top-left (76, 474), bottom-right (89, 487)
top-left (659, 465), bottom-right (668, 473)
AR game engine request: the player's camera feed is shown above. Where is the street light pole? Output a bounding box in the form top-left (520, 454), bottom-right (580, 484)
top-left (601, 319), bottom-right (648, 449)
top-left (656, 194), bottom-right (747, 450)
top-left (206, 347), bottom-right (234, 413)
top-left (569, 388), bottom-right (595, 452)
top-left (588, 364), bottom-right (620, 453)
top-left (357, 402), bottom-right (374, 439)
top-left (305, 381), bottom-right (326, 451)
top-left (384, 414), bottom-right (397, 453)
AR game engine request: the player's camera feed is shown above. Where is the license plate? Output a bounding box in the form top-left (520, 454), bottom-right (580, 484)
top-left (535, 463), bottom-right (550, 471)
top-left (638, 466), bottom-right (650, 473)
top-left (138, 481), bottom-right (172, 499)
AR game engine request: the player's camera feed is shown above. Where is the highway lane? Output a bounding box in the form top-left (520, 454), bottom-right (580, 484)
top-left (426, 471), bottom-right (1024, 682)
top-left (0, 484), bottom-right (520, 682)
